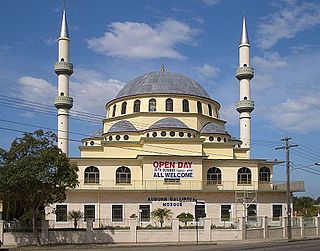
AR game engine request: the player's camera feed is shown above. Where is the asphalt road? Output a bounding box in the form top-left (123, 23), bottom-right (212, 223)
top-left (10, 238), bottom-right (320, 251)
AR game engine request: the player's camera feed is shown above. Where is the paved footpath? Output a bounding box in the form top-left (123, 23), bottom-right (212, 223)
top-left (3, 237), bottom-right (320, 251)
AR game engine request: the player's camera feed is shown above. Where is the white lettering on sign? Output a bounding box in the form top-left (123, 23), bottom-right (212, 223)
top-left (152, 161), bottom-right (194, 179)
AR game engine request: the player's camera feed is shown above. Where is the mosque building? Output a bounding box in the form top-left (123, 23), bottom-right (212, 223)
top-left (48, 10), bottom-right (304, 227)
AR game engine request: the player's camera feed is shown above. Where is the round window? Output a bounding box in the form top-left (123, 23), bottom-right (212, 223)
top-left (146, 133), bottom-right (150, 137)
top-left (209, 136), bottom-right (214, 141)
top-left (152, 132), bottom-right (157, 137)
top-left (116, 135), bottom-right (121, 140)
top-left (187, 133), bottom-right (191, 138)
top-left (217, 137), bottom-right (221, 142)
top-left (179, 132), bottom-right (184, 137)
top-left (124, 135), bottom-right (129, 140)
top-left (90, 141), bottom-right (94, 146)
top-left (161, 131), bottom-right (166, 137)
top-left (170, 131), bottom-right (175, 137)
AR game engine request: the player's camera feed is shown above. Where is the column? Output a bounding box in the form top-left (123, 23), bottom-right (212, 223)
top-left (172, 219), bottom-right (180, 242)
top-left (129, 218), bottom-right (137, 243)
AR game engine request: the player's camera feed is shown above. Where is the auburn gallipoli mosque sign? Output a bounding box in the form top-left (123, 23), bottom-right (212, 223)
top-left (152, 161), bottom-right (194, 178)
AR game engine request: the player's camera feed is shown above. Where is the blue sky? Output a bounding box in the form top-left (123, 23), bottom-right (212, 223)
top-left (0, 0), bottom-right (319, 197)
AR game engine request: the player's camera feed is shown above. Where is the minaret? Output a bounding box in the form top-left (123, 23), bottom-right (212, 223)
top-left (235, 16), bottom-right (254, 158)
top-left (54, 9), bottom-right (73, 156)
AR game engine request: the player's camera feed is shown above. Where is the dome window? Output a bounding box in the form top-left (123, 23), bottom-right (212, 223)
top-left (170, 131), bottom-right (175, 137)
top-left (112, 105), bottom-right (116, 117)
top-left (187, 133), bottom-right (192, 138)
top-left (116, 135), bottom-right (121, 140)
top-left (152, 132), bottom-right (157, 137)
top-left (146, 133), bottom-right (150, 137)
top-left (121, 102), bottom-right (127, 114)
top-left (217, 137), bottom-right (221, 142)
top-left (133, 100), bottom-right (141, 113)
top-left (166, 98), bottom-right (173, 111)
top-left (182, 99), bottom-right (189, 112)
top-left (208, 104), bottom-right (212, 116)
top-left (179, 132), bottom-right (184, 137)
top-left (161, 131), bottom-right (166, 137)
top-left (90, 141), bottom-right (94, 146)
top-left (197, 101), bottom-right (202, 114)
top-left (124, 135), bottom-right (129, 140)
top-left (149, 99), bottom-right (156, 112)
top-left (109, 136), bottom-right (112, 141)
top-left (209, 136), bottom-right (214, 141)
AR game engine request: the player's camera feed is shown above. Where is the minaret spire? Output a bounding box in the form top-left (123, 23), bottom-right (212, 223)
top-left (60, 9), bottom-right (69, 38)
top-left (235, 16), bottom-right (254, 158)
top-left (240, 15), bottom-right (249, 45)
top-left (54, 9), bottom-right (73, 156)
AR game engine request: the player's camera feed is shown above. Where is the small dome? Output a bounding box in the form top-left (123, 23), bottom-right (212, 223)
top-left (149, 118), bottom-right (189, 130)
top-left (107, 120), bottom-right (137, 133)
top-left (91, 128), bottom-right (103, 137)
top-left (116, 71), bottom-right (210, 99)
top-left (200, 122), bottom-right (226, 134)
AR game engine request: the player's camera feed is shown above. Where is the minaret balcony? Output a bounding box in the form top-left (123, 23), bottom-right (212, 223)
top-left (54, 62), bottom-right (73, 75)
top-left (54, 96), bottom-right (73, 109)
top-left (236, 66), bottom-right (254, 80)
top-left (236, 100), bottom-right (254, 113)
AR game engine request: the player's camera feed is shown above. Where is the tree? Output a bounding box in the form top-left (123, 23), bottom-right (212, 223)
top-left (0, 130), bottom-right (78, 245)
top-left (177, 212), bottom-right (194, 226)
top-left (151, 208), bottom-right (172, 228)
top-left (293, 196), bottom-right (317, 217)
top-left (68, 210), bottom-right (83, 229)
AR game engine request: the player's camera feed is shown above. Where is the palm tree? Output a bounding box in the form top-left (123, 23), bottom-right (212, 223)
top-left (151, 208), bottom-right (172, 228)
top-left (68, 210), bottom-right (83, 229)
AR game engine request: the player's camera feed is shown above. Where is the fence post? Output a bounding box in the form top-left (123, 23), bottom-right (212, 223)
top-left (263, 217), bottom-right (268, 239)
top-left (204, 218), bottom-right (211, 242)
top-left (316, 217), bottom-right (320, 236)
top-left (172, 219), bottom-right (180, 242)
top-left (41, 220), bottom-right (49, 245)
top-left (129, 218), bottom-right (137, 243)
top-left (300, 216), bottom-right (304, 238)
top-left (0, 220), bottom-right (3, 246)
top-left (239, 217), bottom-right (246, 240)
top-left (86, 219), bottom-right (94, 243)
top-left (282, 217), bottom-right (287, 238)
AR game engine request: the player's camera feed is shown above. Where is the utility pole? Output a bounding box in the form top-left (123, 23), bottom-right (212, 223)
top-left (275, 137), bottom-right (298, 240)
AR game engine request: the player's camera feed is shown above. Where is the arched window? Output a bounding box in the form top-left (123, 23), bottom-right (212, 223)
top-left (149, 99), bottom-right (156, 112)
top-left (182, 99), bottom-right (189, 112)
top-left (197, 101), bottom-right (202, 114)
top-left (259, 167), bottom-right (271, 182)
top-left (133, 100), bottom-right (141, 113)
top-left (112, 105), bottom-right (116, 117)
top-left (237, 167), bottom-right (252, 185)
top-left (207, 167), bottom-right (221, 185)
top-left (121, 102), bottom-right (127, 114)
top-left (116, 166), bottom-right (131, 184)
top-left (166, 98), bottom-right (173, 111)
top-left (84, 166), bottom-right (100, 184)
top-left (208, 104), bottom-right (212, 116)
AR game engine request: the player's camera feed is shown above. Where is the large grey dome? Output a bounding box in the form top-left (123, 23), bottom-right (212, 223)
top-left (116, 71), bottom-right (210, 99)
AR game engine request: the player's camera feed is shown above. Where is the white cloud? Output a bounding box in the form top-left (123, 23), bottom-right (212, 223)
top-left (201, 0), bottom-right (221, 6)
top-left (196, 64), bottom-right (220, 78)
top-left (87, 19), bottom-right (197, 60)
top-left (16, 69), bottom-right (125, 118)
top-left (257, 0), bottom-right (320, 49)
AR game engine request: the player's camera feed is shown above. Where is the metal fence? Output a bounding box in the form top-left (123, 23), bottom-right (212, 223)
top-left (4, 220), bottom-right (41, 233)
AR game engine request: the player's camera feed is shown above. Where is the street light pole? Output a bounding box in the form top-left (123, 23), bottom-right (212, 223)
top-left (195, 199), bottom-right (199, 244)
top-left (275, 137), bottom-right (298, 240)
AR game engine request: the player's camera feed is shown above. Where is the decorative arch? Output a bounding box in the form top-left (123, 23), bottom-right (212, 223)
top-left (182, 99), bottom-right (189, 112)
top-left (133, 100), bottom-right (141, 113)
top-left (208, 104), bottom-right (212, 116)
top-left (197, 101), bottom-right (202, 114)
top-left (84, 166), bottom-right (100, 184)
top-left (259, 166), bottom-right (271, 182)
top-left (166, 98), bottom-right (173, 111)
top-left (149, 99), bottom-right (156, 112)
top-left (237, 167), bottom-right (252, 185)
top-left (207, 167), bottom-right (222, 185)
top-left (121, 101), bottom-right (127, 114)
top-left (116, 166), bottom-right (131, 184)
